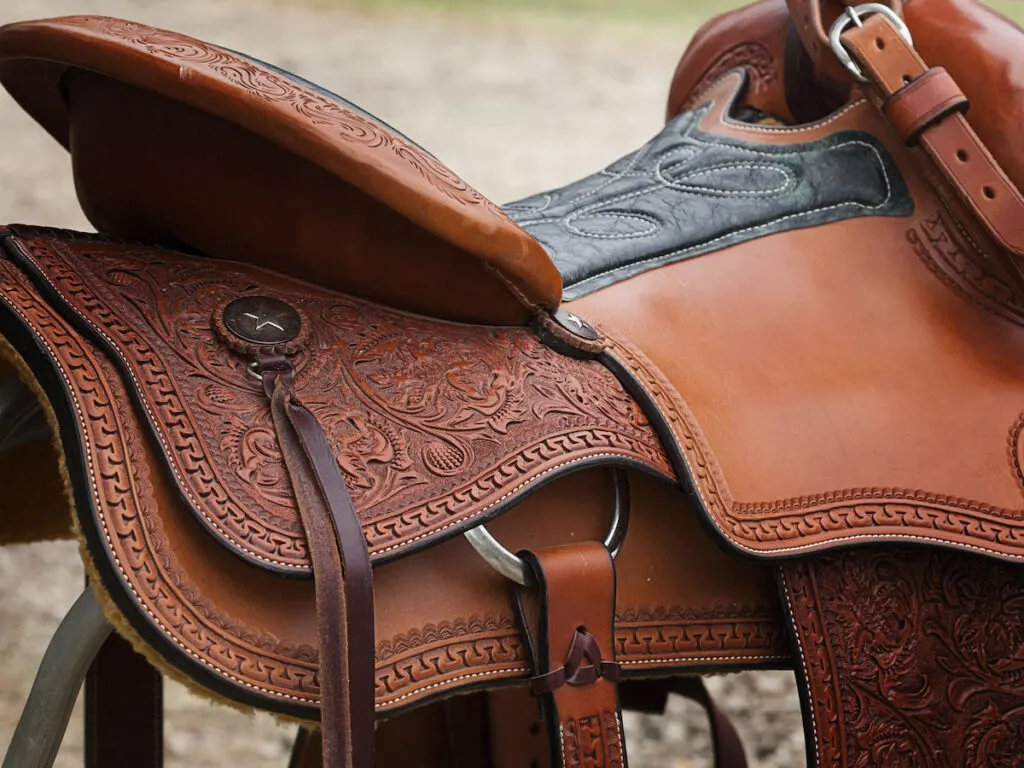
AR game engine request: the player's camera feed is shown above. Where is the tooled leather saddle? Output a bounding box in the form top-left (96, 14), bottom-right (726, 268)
top-left (1, 0), bottom-right (1023, 766)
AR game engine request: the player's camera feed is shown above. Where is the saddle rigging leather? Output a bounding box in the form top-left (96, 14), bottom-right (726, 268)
top-left (1, 1), bottom-right (1023, 766)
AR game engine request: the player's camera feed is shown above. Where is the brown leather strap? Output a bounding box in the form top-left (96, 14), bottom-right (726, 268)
top-left (672, 679), bottom-right (748, 768)
top-left (441, 693), bottom-right (494, 768)
top-left (515, 542), bottom-right (626, 768)
top-left (786, 0), bottom-right (902, 80)
top-left (288, 728), bottom-right (323, 768)
top-left (488, 687), bottom-right (552, 768)
top-left (86, 632), bottom-right (163, 768)
top-left (882, 67), bottom-right (968, 146)
top-left (841, 14), bottom-right (1024, 260)
top-left (619, 679), bottom-right (748, 768)
top-left (261, 357), bottom-right (375, 768)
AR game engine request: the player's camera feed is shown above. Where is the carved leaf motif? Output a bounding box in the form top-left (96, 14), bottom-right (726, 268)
top-left (784, 549), bottom-right (1024, 767)
top-left (15, 231), bottom-right (671, 568)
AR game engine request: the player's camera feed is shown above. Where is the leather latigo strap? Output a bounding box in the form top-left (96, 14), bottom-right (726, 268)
top-left (259, 357), bottom-right (375, 768)
top-left (839, 13), bottom-right (1024, 263)
top-left (514, 543), bottom-right (626, 768)
top-left (781, 548), bottom-right (1024, 766)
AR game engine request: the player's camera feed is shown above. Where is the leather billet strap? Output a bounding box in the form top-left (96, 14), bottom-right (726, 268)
top-left (86, 633), bottom-right (163, 768)
top-left (514, 542), bottom-right (627, 768)
top-left (837, 13), bottom-right (1024, 261)
top-left (259, 355), bottom-right (376, 768)
top-left (620, 679), bottom-right (748, 768)
top-left (786, 0), bottom-right (902, 80)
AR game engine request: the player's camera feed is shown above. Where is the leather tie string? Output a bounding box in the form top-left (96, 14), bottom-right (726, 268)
top-left (259, 355), bottom-right (375, 768)
top-left (514, 542), bottom-right (627, 768)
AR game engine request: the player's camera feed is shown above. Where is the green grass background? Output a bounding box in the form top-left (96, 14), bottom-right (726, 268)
top-left (287, 0), bottom-right (1023, 28)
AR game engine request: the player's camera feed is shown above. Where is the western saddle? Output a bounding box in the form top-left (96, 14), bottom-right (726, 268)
top-left (1, 0), bottom-right (1023, 765)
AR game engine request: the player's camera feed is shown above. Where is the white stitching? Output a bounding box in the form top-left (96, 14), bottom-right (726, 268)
top-left (619, 653), bottom-right (790, 666)
top-left (512, 146), bottom-right (700, 229)
top-left (605, 348), bottom-right (1024, 562)
top-left (19, 257), bottom-right (308, 569)
top-left (779, 570), bottom-right (820, 768)
top-left (658, 161), bottom-right (794, 198)
top-left (565, 211), bottom-right (662, 241)
top-left (378, 666), bottom-right (526, 707)
top-left (688, 69), bottom-right (870, 134)
top-left (0, 291), bottom-right (321, 704)
top-left (569, 138), bottom-right (894, 291)
top-left (374, 452), bottom-right (630, 555)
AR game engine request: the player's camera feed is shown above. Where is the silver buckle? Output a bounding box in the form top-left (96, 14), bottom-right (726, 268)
top-left (828, 3), bottom-right (913, 82)
top-left (464, 469), bottom-right (630, 586)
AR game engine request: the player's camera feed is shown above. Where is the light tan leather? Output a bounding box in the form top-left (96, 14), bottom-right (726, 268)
top-left (572, 72), bottom-right (1024, 562)
top-left (670, 0), bottom-right (1024, 205)
top-left (66, 73), bottom-right (532, 326)
top-left (842, 15), bottom-right (1024, 263)
top-left (881, 66), bottom-right (968, 145)
top-left (518, 543), bottom-right (625, 767)
top-left (0, 16), bottom-right (562, 323)
top-left (667, 0), bottom-right (795, 121)
top-left (907, 0), bottom-right (1024, 198)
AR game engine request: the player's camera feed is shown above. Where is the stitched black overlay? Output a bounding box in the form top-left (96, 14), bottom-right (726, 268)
top-left (504, 107), bottom-right (913, 299)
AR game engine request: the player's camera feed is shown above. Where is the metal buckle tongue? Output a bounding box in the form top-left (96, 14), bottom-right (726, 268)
top-left (829, 3), bottom-right (913, 82)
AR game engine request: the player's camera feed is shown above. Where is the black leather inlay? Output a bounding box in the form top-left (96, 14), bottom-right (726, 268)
top-left (504, 108), bottom-right (913, 299)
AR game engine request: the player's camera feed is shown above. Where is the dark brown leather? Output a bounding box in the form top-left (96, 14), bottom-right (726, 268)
top-left (288, 729), bottom-right (321, 768)
top-left (516, 543), bottom-right (626, 768)
top-left (668, 680), bottom-right (747, 768)
top-left (882, 66), bottom-right (968, 145)
top-left (263, 363), bottom-right (375, 767)
top-left (86, 633), bottom-right (163, 768)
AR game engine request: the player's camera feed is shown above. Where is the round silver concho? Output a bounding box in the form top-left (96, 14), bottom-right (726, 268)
top-left (221, 296), bottom-right (303, 346)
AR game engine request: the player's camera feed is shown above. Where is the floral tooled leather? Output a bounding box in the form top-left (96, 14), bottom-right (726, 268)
top-left (7, 227), bottom-right (671, 573)
top-left (783, 548), bottom-right (1024, 767)
top-left (0, 230), bottom-right (786, 718)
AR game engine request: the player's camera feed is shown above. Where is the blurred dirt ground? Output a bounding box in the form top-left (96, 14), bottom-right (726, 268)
top-left (0, 0), bottom-right (805, 765)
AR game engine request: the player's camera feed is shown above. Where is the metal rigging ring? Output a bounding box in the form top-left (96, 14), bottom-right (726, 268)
top-left (464, 468), bottom-right (631, 586)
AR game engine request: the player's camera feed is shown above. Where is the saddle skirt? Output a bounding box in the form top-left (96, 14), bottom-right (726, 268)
top-left (1, 1), bottom-right (1024, 766)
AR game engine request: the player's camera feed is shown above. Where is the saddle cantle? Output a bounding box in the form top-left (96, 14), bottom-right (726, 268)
top-left (2, 1), bottom-right (1024, 766)
top-left (0, 15), bottom-right (561, 325)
